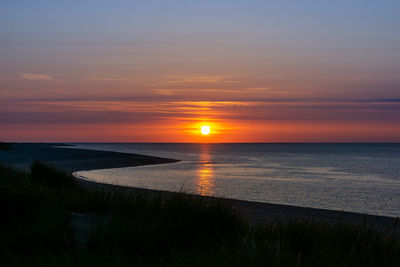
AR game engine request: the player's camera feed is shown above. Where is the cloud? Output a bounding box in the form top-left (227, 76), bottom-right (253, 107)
top-left (165, 75), bottom-right (241, 84)
top-left (83, 75), bottom-right (138, 81)
top-left (21, 73), bottom-right (54, 81)
top-left (1, 97), bottom-right (400, 130)
top-left (153, 89), bottom-right (174, 96)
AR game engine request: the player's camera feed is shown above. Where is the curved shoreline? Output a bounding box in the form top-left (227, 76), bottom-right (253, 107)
top-left (1, 143), bottom-right (398, 230)
top-left (74, 172), bottom-right (399, 230)
top-left (72, 165), bottom-right (399, 231)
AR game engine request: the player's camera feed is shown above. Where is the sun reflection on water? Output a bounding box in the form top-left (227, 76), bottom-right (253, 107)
top-left (196, 146), bottom-right (215, 195)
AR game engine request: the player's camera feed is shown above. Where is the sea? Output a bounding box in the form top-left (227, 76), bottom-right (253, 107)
top-left (73, 143), bottom-right (400, 217)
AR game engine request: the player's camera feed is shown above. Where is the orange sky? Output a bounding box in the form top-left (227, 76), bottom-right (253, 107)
top-left (1, 98), bottom-right (400, 142)
top-left (1, 1), bottom-right (400, 142)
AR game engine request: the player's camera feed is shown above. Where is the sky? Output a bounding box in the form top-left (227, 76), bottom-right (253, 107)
top-left (1, 0), bottom-right (400, 142)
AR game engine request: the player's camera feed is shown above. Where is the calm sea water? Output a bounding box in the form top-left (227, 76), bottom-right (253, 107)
top-left (73, 143), bottom-right (400, 217)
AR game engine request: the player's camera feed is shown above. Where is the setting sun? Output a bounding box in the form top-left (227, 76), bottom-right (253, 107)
top-left (201, 125), bottom-right (210, 135)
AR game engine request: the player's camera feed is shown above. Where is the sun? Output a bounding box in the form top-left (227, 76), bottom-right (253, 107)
top-left (201, 125), bottom-right (211, 135)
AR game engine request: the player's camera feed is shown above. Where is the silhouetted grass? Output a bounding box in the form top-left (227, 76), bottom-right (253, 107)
top-left (30, 160), bottom-right (77, 188)
top-left (0, 162), bottom-right (399, 266)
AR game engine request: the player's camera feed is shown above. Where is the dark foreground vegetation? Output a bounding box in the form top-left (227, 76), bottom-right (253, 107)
top-left (1, 162), bottom-right (400, 266)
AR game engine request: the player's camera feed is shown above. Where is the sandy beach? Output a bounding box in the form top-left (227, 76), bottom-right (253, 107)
top-left (1, 143), bottom-right (398, 231)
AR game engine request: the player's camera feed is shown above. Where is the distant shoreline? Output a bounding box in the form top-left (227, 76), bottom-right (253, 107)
top-left (1, 143), bottom-right (398, 231)
top-left (0, 143), bottom-right (179, 173)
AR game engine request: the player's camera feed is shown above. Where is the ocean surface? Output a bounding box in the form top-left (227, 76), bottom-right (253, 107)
top-left (73, 143), bottom-right (400, 217)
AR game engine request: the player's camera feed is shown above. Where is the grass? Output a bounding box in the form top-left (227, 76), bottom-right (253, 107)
top-left (0, 162), bottom-right (400, 266)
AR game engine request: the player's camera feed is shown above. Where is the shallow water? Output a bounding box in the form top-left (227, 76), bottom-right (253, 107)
top-left (73, 143), bottom-right (400, 217)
